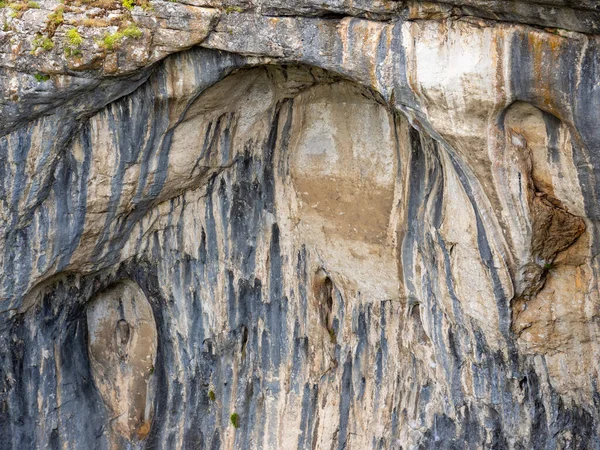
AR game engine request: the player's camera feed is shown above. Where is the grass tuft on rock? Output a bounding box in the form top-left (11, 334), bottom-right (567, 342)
top-left (66, 28), bottom-right (83, 46)
top-left (122, 24), bottom-right (142, 38)
top-left (82, 17), bottom-right (109, 27)
top-left (328, 327), bottom-right (337, 344)
top-left (32, 34), bottom-right (54, 52)
top-left (46, 6), bottom-right (64, 36)
top-left (101, 30), bottom-right (122, 50)
top-left (34, 73), bottom-right (50, 82)
top-left (100, 24), bottom-right (142, 50)
top-left (224, 6), bottom-right (243, 13)
top-left (230, 412), bottom-right (240, 428)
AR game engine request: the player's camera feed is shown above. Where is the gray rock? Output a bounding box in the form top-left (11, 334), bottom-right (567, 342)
top-left (1, 2), bottom-right (600, 449)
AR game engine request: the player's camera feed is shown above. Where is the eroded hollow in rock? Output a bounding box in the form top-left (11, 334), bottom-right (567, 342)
top-left (503, 101), bottom-right (586, 295)
top-left (86, 279), bottom-right (157, 443)
top-left (313, 268), bottom-right (336, 337)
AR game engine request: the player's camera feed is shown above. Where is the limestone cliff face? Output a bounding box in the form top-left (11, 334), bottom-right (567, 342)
top-left (1, 1), bottom-right (600, 449)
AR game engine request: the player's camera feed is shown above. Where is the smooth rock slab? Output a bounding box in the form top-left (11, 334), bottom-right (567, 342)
top-left (87, 279), bottom-right (157, 446)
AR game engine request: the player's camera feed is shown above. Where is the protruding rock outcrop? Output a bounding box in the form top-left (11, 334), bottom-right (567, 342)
top-left (87, 280), bottom-right (157, 446)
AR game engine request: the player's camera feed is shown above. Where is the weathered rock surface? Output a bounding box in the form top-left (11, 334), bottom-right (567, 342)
top-left (1, 1), bottom-right (600, 449)
top-left (87, 280), bottom-right (157, 445)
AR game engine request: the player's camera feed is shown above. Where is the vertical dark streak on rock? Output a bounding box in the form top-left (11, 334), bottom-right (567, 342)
top-left (542, 112), bottom-right (562, 164)
top-left (268, 223), bottom-right (283, 376)
top-left (573, 40), bottom-right (600, 257)
top-left (2, 126), bottom-right (33, 301)
top-left (338, 353), bottom-right (353, 450)
top-left (390, 21), bottom-right (419, 110)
